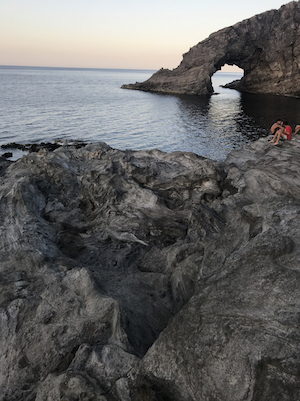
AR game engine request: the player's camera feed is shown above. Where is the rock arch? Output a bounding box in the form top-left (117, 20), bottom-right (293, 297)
top-left (122, 1), bottom-right (300, 98)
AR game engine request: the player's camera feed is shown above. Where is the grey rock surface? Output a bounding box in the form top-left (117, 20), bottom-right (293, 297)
top-left (0, 142), bottom-right (221, 400)
top-left (1, 136), bottom-right (300, 400)
top-left (122, 1), bottom-right (300, 97)
top-left (130, 136), bottom-right (300, 400)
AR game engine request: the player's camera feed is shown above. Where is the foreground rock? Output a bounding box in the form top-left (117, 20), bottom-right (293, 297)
top-left (132, 137), bottom-right (300, 400)
top-left (122, 1), bottom-right (300, 97)
top-left (1, 137), bottom-right (300, 400)
top-left (0, 142), bottom-right (222, 400)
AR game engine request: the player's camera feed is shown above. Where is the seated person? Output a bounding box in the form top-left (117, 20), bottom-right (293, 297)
top-left (294, 125), bottom-right (300, 135)
top-left (269, 121), bottom-right (292, 145)
top-left (270, 119), bottom-right (284, 135)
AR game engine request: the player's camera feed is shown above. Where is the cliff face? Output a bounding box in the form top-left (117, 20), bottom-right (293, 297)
top-left (1, 137), bottom-right (300, 400)
top-left (122, 1), bottom-right (300, 97)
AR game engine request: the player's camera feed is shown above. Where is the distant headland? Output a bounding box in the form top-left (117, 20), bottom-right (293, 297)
top-left (122, 2), bottom-right (300, 98)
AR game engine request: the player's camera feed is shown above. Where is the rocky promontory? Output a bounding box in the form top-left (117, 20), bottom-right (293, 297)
top-left (122, 1), bottom-right (300, 97)
top-left (1, 137), bottom-right (300, 400)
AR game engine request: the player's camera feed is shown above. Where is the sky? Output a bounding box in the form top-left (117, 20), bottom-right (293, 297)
top-left (0, 0), bottom-right (290, 71)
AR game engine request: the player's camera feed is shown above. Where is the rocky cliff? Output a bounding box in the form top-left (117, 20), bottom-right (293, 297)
top-left (1, 137), bottom-right (300, 400)
top-left (122, 1), bottom-right (300, 97)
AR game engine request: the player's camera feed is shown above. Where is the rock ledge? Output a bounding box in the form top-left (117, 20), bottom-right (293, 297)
top-left (1, 137), bottom-right (300, 400)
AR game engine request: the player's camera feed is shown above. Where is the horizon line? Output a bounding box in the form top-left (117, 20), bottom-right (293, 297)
top-left (0, 64), bottom-right (243, 74)
top-left (0, 64), bottom-right (158, 72)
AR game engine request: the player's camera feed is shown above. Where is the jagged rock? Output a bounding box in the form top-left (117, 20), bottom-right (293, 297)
top-left (0, 142), bottom-right (222, 400)
top-left (129, 136), bottom-right (300, 400)
top-left (122, 1), bottom-right (300, 97)
top-left (2, 136), bottom-right (300, 400)
top-left (1, 141), bottom-right (88, 160)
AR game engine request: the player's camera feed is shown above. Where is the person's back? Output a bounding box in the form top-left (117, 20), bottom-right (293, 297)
top-left (284, 123), bottom-right (292, 140)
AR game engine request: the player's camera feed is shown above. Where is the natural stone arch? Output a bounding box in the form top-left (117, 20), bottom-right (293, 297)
top-left (123, 1), bottom-right (300, 98)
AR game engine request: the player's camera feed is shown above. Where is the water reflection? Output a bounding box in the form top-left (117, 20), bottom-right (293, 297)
top-left (2, 67), bottom-right (300, 162)
top-left (165, 72), bottom-right (300, 160)
top-left (241, 92), bottom-right (300, 131)
top-left (171, 73), bottom-right (251, 159)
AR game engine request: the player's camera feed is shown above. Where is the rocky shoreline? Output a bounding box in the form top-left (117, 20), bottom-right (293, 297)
top-left (1, 137), bottom-right (300, 400)
top-left (0, 141), bottom-right (88, 160)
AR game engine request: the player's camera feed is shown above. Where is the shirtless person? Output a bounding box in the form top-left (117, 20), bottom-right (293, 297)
top-left (269, 119), bottom-right (284, 139)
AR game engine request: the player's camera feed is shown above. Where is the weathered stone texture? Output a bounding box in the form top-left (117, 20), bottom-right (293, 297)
top-left (0, 143), bottom-right (221, 400)
top-left (122, 1), bottom-right (300, 97)
top-left (1, 136), bottom-right (300, 400)
top-left (130, 137), bottom-right (300, 400)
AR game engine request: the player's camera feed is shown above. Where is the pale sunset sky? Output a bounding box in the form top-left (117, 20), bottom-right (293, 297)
top-left (1, 0), bottom-right (289, 72)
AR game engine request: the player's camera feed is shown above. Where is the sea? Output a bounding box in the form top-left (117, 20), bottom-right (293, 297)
top-left (2, 65), bottom-right (300, 161)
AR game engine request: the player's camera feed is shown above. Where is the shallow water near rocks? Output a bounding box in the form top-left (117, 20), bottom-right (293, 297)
top-left (1, 66), bottom-right (300, 161)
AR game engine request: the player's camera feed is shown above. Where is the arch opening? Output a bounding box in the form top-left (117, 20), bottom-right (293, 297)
top-left (212, 64), bottom-right (244, 93)
top-left (220, 64), bottom-right (243, 73)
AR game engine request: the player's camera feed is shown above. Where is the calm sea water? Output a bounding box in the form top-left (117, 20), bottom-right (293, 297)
top-left (2, 65), bottom-right (300, 161)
